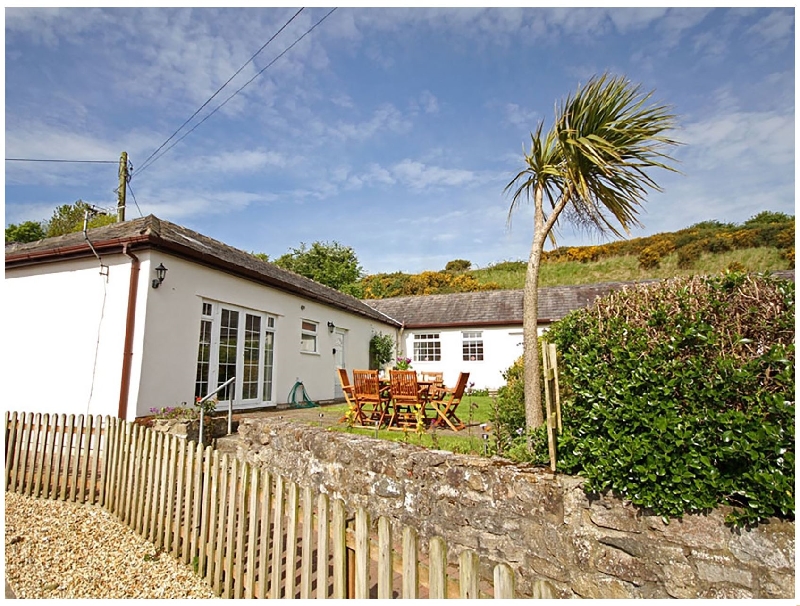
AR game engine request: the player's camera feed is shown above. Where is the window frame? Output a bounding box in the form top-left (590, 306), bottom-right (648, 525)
top-left (462, 330), bottom-right (484, 362)
top-left (300, 319), bottom-right (319, 354)
top-left (413, 332), bottom-right (441, 362)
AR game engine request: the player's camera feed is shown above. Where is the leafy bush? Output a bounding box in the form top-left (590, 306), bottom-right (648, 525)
top-left (369, 333), bottom-right (394, 369)
top-left (445, 259), bottom-right (472, 272)
top-left (637, 246), bottom-right (662, 269)
top-left (541, 271), bottom-right (794, 526)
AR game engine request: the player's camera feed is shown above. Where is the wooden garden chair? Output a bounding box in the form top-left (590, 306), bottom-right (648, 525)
top-left (388, 370), bottom-right (430, 430)
top-left (337, 368), bottom-right (358, 423)
top-left (429, 372), bottom-right (470, 432)
top-left (352, 370), bottom-right (389, 427)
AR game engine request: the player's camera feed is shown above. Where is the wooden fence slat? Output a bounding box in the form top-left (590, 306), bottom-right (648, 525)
top-left (402, 526), bottom-right (419, 599)
top-left (172, 439), bottom-right (187, 559)
top-left (21, 413), bottom-right (37, 496)
top-left (42, 414), bottom-right (58, 500)
top-left (121, 423), bottom-right (136, 521)
top-left (316, 493), bottom-right (330, 599)
top-left (50, 415), bottom-right (66, 502)
top-left (98, 416), bottom-right (111, 508)
top-left (245, 466), bottom-right (260, 599)
top-left (234, 460), bottom-right (249, 599)
top-left (459, 550), bottom-right (480, 598)
top-left (164, 434), bottom-right (179, 553)
top-left (223, 456), bottom-right (239, 599)
top-left (331, 498), bottom-right (347, 599)
top-left (183, 443), bottom-right (199, 565)
top-left (493, 563), bottom-right (515, 598)
top-left (16, 413), bottom-right (33, 495)
top-left (128, 426), bottom-right (144, 530)
top-left (72, 414), bottom-right (87, 503)
top-left (5, 412), bottom-right (20, 491)
top-left (256, 470), bottom-right (272, 600)
top-left (192, 445), bottom-right (210, 570)
top-left (429, 537), bottom-right (448, 599)
top-left (136, 429), bottom-right (152, 534)
top-left (30, 413), bottom-right (46, 498)
top-left (270, 474), bottom-right (286, 599)
top-left (156, 434), bottom-right (172, 548)
top-left (213, 452), bottom-right (229, 595)
top-left (377, 517), bottom-right (392, 599)
top-left (198, 447), bottom-right (216, 580)
top-left (78, 415), bottom-right (94, 503)
top-left (285, 480), bottom-right (299, 600)
top-left (60, 414), bottom-right (77, 501)
top-left (355, 507), bottom-right (370, 599)
top-left (106, 417), bottom-right (120, 510)
top-left (204, 449), bottom-right (220, 583)
top-left (87, 416), bottom-right (102, 505)
top-left (299, 485), bottom-right (314, 599)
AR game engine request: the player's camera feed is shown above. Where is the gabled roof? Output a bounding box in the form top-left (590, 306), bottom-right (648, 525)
top-left (362, 270), bottom-right (795, 328)
top-left (5, 215), bottom-right (400, 327)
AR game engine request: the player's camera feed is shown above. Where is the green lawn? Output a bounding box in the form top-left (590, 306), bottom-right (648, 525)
top-left (315, 395), bottom-right (496, 456)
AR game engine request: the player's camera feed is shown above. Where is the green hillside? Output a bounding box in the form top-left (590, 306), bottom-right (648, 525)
top-left (359, 212), bottom-right (794, 299)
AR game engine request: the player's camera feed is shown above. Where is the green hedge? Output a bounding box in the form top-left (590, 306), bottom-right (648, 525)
top-left (498, 271), bottom-right (795, 526)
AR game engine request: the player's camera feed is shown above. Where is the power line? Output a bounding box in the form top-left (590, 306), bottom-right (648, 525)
top-left (135, 7), bottom-right (306, 177)
top-left (135, 8), bottom-right (337, 179)
top-left (6, 158), bottom-right (117, 164)
top-left (127, 181), bottom-right (144, 218)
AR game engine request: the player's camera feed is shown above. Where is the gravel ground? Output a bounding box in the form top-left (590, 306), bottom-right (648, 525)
top-left (4, 491), bottom-right (217, 599)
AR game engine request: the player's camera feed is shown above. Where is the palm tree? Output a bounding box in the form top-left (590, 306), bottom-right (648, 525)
top-left (506, 73), bottom-right (680, 432)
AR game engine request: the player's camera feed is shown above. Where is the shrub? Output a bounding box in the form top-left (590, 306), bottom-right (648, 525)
top-left (541, 271), bottom-right (794, 526)
top-left (677, 240), bottom-right (706, 268)
top-left (445, 259), bottom-right (471, 272)
top-left (637, 246), bottom-right (662, 269)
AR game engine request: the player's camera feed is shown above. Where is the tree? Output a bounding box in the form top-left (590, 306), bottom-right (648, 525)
top-left (445, 259), bottom-right (471, 272)
top-left (45, 200), bottom-right (115, 237)
top-left (5, 220), bottom-right (45, 244)
top-left (274, 241), bottom-right (364, 292)
top-left (505, 73), bottom-right (679, 431)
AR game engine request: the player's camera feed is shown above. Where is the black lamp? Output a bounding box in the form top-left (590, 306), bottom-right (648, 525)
top-left (327, 321), bottom-right (335, 333)
top-left (152, 263), bottom-right (168, 289)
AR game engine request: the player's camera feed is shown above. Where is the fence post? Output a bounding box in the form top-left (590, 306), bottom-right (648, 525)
top-left (429, 537), bottom-right (448, 599)
top-left (300, 485), bottom-right (314, 599)
top-left (256, 470), bottom-right (272, 599)
top-left (459, 550), bottom-right (480, 598)
top-left (493, 563), bottom-right (515, 598)
top-left (316, 493), bottom-right (330, 599)
top-left (270, 474), bottom-right (286, 599)
top-left (355, 508), bottom-right (370, 599)
top-left (402, 526), bottom-right (418, 599)
top-left (331, 499), bottom-right (347, 599)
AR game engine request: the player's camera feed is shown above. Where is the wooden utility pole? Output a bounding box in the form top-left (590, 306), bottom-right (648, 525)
top-left (117, 151), bottom-right (128, 222)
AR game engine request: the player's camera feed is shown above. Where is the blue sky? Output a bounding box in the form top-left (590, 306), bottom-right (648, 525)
top-left (4, 7), bottom-right (795, 274)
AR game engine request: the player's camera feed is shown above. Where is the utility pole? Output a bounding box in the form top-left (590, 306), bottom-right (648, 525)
top-left (117, 151), bottom-right (128, 222)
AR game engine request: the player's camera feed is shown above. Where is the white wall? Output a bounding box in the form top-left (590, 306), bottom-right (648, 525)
top-left (6, 250), bottom-right (397, 421)
top-left (400, 325), bottom-right (527, 391)
top-left (133, 252), bottom-right (397, 418)
top-left (4, 256), bottom-right (134, 419)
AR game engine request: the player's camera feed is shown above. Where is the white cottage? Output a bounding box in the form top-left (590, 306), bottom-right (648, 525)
top-left (4, 215), bottom-right (400, 421)
top-left (363, 283), bottom-right (636, 391)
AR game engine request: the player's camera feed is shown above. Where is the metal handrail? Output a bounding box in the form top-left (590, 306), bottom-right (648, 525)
top-left (198, 376), bottom-right (236, 445)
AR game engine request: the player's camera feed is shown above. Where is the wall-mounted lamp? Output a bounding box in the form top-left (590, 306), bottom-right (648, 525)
top-left (152, 263), bottom-right (168, 289)
top-left (327, 321), bottom-right (335, 333)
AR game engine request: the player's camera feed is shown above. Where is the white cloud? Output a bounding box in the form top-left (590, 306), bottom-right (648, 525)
top-left (505, 103), bottom-right (539, 130)
top-left (390, 160), bottom-right (477, 191)
top-left (327, 103), bottom-right (412, 141)
top-left (746, 10), bottom-right (794, 48)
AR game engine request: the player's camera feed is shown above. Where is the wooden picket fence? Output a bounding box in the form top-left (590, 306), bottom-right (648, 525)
top-left (5, 411), bottom-right (519, 599)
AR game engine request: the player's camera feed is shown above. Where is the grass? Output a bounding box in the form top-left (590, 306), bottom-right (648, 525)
top-left (470, 247), bottom-right (791, 289)
top-left (312, 394), bottom-right (496, 456)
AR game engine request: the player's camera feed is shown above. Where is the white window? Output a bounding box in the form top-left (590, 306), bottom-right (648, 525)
top-left (413, 333), bottom-right (441, 362)
top-left (462, 331), bottom-right (484, 361)
top-left (195, 301), bottom-right (277, 406)
top-left (300, 320), bottom-right (318, 353)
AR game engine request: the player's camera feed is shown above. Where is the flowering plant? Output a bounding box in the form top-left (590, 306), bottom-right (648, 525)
top-left (394, 356), bottom-right (412, 370)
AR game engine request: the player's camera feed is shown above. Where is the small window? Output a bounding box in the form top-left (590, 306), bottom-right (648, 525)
top-left (462, 331), bottom-right (484, 361)
top-left (413, 333), bottom-right (441, 362)
top-left (202, 302), bottom-right (213, 317)
top-left (301, 320), bottom-right (318, 353)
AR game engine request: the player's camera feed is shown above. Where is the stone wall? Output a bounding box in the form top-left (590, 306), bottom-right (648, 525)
top-left (235, 418), bottom-right (794, 599)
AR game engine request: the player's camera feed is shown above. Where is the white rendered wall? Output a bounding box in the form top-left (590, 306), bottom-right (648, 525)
top-left (134, 252), bottom-right (397, 417)
top-left (4, 256), bottom-right (135, 419)
top-left (401, 325), bottom-right (546, 391)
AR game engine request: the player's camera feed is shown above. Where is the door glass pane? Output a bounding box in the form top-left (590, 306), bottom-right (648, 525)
top-left (194, 318), bottom-right (212, 400)
top-left (243, 314), bottom-right (261, 400)
top-left (218, 308), bottom-right (239, 400)
top-left (263, 330), bottom-right (275, 402)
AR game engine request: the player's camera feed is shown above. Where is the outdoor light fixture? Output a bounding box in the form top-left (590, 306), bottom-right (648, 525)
top-left (152, 263), bottom-right (168, 289)
top-left (327, 321), bottom-right (335, 333)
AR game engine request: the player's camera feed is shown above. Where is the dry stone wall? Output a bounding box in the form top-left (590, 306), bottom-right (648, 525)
top-left (236, 418), bottom-right (794, 599)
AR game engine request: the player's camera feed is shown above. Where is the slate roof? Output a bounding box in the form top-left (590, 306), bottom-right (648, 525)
top-left (5, 215), bottom-right (400, 327)
top-left (362, 270), bottom-right (795, 328)
top-left (362, 281), bottom-right (635, 328)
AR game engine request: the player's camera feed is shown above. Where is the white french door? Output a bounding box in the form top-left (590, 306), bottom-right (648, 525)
top-left (195, 301), bottom-right (276, 408)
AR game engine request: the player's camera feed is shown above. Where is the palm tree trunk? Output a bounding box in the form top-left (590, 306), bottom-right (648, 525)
top-left (523, 185), bottom-right (547, 431)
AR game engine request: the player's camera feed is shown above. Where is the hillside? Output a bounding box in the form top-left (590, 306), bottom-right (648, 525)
top-left (359, 212), bottom-right (795, 299)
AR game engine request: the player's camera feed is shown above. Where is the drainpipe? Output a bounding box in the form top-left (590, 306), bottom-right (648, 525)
top-left (119, 244), bottom-right (140, 420)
